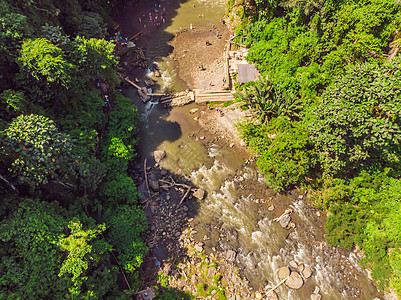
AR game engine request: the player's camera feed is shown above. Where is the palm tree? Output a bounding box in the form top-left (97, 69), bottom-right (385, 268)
top-left (234, 76), bottom-right (302, 122)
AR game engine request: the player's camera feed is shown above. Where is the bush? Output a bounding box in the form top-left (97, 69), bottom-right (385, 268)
top-left (106, 206), bottom-right (148, 273)
top-left (239, 117), bottom-right (315, 191)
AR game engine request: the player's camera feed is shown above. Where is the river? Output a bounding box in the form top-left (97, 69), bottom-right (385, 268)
top-left (115, 0), bottom-right (382, 299)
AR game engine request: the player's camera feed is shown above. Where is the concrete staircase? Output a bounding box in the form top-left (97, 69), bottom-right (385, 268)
top-left (194, 89), bottom-right (235, 105)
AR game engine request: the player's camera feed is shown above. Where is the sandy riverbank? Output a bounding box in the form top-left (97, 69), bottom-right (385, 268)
top-left (168, 17), bottom-right (249, 149)
top-left (170, 23), bottom-right (230, 91)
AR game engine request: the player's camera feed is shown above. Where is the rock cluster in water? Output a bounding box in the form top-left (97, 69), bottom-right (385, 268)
top-left (276, 261), bottom-right (322, 299)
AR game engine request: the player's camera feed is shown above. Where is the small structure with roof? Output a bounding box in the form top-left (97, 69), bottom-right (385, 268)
top-left (237, 63), bottom-right (260, 84)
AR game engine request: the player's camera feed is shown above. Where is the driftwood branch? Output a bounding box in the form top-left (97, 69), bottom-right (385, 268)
top-left (178, 186), bottom-right (192, 207)
top-left (266, 275), bottom-right (289, 294)
top-left (0, 174), bottom-right (19, 194)
top-left (144, 158), bottom-right (152, 201)
top-left (159, 177), bottom-right (193, 207)
top-left (141, 192), bottom-right (160, 204)
top-left (159, 180), bottom-right (174, 188)
top-left (159, 179), bottom-right (191, 189)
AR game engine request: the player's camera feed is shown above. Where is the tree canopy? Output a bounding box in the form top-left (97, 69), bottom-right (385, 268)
top-left (234, 0), bottom-right (401, 296)
top-left (0, 0), bottom-right (147, 298)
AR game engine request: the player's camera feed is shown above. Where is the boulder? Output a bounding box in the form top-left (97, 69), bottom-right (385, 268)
top-left (297, 263), bottom-right (305, 273)
top-left (285, 272), bottom-right (304, 289)
top-left (154, 150), bottom-right (166, 163)
top-left (302, 267), bottom-right (312, 279)
top-left (149, 179), bottom-right (159, 191)
top-left (190, 108), bottom-right (199, 114)
top-left (311, 294), bottom-right (322, 300)
top-left (313, 286), bottom-right (320, 294)
top-left (154, 69), bottom-right (161, 77)
top-left (255, 292), bottom-right (262, 299)
top-left (266, 290), bottom-right (278, 300)
top-left (289, 260), bottom-right (298, 270)
top-left (268, 205), bottom-right (275, 211)
top-left (279, 214), bottom-right (291, 228)
top-left (193, 188), bottom-right (205, 200)
top-left (127, 41), bottom-right (136, 48)
top-left (278, 266), bottom-right (291, 279)
top-left (226, 250), bottom-right (236, 262)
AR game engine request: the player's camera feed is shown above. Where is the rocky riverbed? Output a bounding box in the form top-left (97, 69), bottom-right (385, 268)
top-left (117, 0), bottom-right (385, 299)
top-left (131, 151), bottom-right (322, 299)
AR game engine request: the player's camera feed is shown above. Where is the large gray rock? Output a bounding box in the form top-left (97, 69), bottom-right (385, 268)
top-left (279, 214), bottom-right (291, 228)
top-left (190, 108), bottom-right (199, 114)
top-left (278, 266), bottom-right (290, 279)
top-left (153, 150), bottom-right (166, 163)
top-left (193, 188), bottom-right (205, 200)
top-left (149, 179), bottom-right (159, 191)
top-left (285, 272), bottom-right (304, 289)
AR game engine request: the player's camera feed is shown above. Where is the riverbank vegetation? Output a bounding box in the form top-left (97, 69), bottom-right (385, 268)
top-left (231, 0), bottom-right (401, 296)
top-left (0, 0), bottom-right (151, 298)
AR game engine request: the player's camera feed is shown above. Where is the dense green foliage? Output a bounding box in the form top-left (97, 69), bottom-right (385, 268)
top-left (0, 0), bottom-right (148, 298)
top-left (233, 0), bottom-right (401, 295)
top-left (4, 114), bottom-right (76, 186)
top-left (310, 60), bottom-right (401, 176)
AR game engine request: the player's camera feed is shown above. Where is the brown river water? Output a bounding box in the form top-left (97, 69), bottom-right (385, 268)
top-left (115, 0), bottom-right (382, 299)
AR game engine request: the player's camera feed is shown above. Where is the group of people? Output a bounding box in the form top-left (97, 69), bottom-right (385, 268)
top-left (139, 3), bottom-right (167, 29)
top-left (96, 80), bottom-right (111, 113)
top-left (208, 106), bottom-right (224, 116)
top-left (109, 31), bottom-right (128, 47)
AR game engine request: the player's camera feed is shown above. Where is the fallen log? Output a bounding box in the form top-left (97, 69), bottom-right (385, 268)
top-left (0, 174), bottom-right (19, 194)
top-left (129, 30), bottom-right (144, 41)
top-left (140, 192), bottom-right (160, 204)
top-left (144, 158), bottom-right (152, 201)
